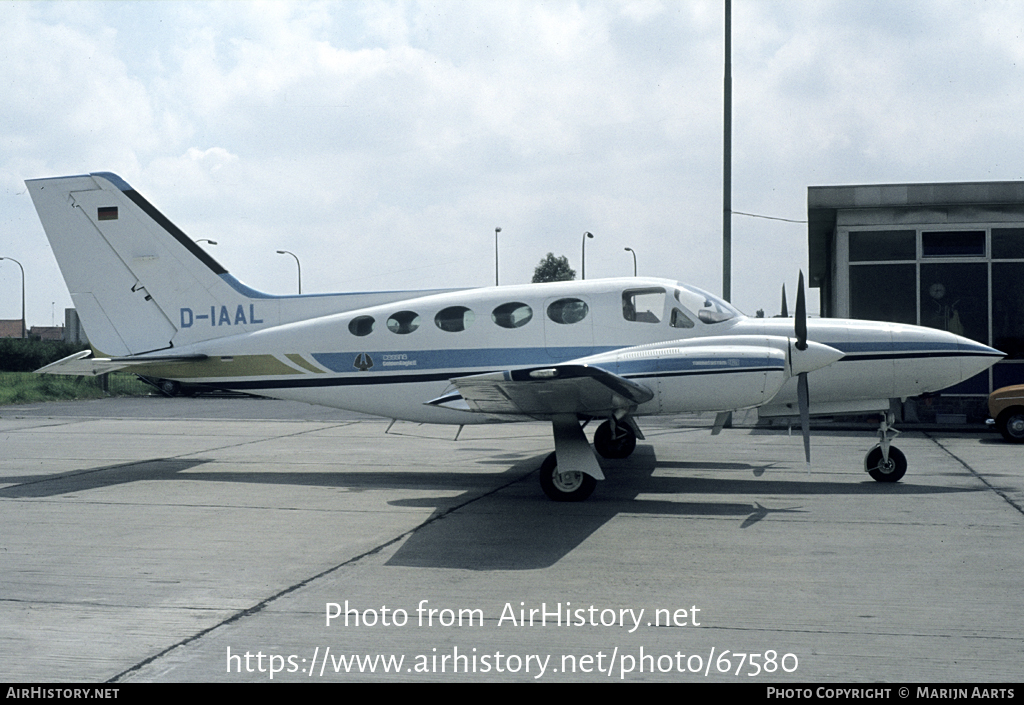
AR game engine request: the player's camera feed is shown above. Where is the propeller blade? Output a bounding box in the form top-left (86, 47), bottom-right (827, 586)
top-left (798, 371), bottom-right (810, 464)
top-left (780, 283), bottom-right (788, 318)
top-left (795, 270), bottom-right (807, 351)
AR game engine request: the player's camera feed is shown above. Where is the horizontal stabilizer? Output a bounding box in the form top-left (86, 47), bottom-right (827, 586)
top-left (36, 350), bottom-right (207, 377)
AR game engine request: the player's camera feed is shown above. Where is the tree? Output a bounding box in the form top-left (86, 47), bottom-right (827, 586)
top-left (532, 253), bottom-right (576, 283)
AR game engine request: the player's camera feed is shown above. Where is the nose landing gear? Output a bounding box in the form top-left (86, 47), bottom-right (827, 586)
top-left (865, 412), bottom-right (907, 483)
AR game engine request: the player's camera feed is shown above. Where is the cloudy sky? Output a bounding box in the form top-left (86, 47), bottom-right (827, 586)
top-left (3, 0), bottom-right (1024, 329)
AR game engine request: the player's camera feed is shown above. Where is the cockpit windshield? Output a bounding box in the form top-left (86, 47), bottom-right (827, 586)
top-left (673, 284), bottom-right (742, 324)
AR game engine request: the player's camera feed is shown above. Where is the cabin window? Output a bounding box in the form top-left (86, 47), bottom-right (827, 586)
top-left (492, 302), bottom-right (533, 329)
top-left (386, 310), bottom-right (420, 334)
top-left (435, 306), bottom-right (475, 332)
top-left (547, 298), bottom-right (589, 325)
top-left (622, 288), bottom-right (665, 324)
top-left (348, 316), bottom-right (375, 336)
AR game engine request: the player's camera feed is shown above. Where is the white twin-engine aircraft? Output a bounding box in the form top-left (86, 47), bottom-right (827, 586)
top-left (28, 172), bottom-right (1003, 501)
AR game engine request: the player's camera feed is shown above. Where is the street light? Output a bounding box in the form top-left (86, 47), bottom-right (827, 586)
top-left (624, 247), bottom-right (637, 276)
top-left (276, 250), bottom-right (302, 294)
top-left (0, 256), bottom-right (25, 338)
top-left (494, 227), bottom-right (501, 286)
top-left (195, 239), bottom-right (218, 245)
top-left (582, 231), bottom-right (594, 280)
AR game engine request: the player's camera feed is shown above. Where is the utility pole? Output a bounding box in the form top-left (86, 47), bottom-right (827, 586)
top-left (723, 0), bottom-right (732, 303)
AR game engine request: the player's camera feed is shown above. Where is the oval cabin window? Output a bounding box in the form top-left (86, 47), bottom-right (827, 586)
top-left (386, 311), bottom-right (420, 334)
top-left (435, 306), bottom-right (475, 332)
top-left (546, 298), bottom-right (589, 325)
top-left (348, 315), bottom-right (375, 336)
top-left (492, 302), bottom-right (533, 329)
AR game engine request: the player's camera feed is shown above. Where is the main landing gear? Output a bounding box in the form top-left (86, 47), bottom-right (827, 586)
top-left (539, 417), bottom-right (640, 501)
top-left (539, 452), bottom-right (597, 502)
top-left (593, 419), bottom-right (637, 459)
top-left (864, 411), bottom-right (907, 483)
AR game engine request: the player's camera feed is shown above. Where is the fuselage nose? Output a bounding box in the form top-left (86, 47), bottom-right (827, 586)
top-left (885, 321), bottom-right (1002, 394)
top-left (750, 316), bottom-right (1004, 400)
top-left (953, 333), bottom-right (1005, 381)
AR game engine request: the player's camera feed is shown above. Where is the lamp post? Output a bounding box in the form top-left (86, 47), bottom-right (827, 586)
top-left (195, 239), bottom-right (218, 245)
top-left (582, 231), bottom-right (594, 280)
top-left (624, 247), bottom-right (637, 276)
top-left (723, 0), bottom-right (732, 302)
top-left (276, 250), bottom-right (302, 294)
top-left (0, 256), bottom-right (25, 338)
top-left (494, 227), bottom-right (501, 286)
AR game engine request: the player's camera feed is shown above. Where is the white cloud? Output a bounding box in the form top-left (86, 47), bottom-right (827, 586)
top-left (3, 0), bottom-right (1024, 326)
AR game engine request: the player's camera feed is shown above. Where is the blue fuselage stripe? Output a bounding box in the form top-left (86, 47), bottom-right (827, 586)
top-left (197, 341), bottom-right (999, 391)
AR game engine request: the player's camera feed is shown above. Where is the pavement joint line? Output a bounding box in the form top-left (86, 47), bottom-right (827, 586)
top-left (167, 421), bottom-right (364, 459)
top-left (1, 417), bottom-right (95, 430)
top-left (105, 459), bottom-right (537, 683)
top-left (923, 431), bottom-right (1024, 518)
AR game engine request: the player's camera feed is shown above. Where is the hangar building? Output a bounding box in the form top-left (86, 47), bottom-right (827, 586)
top-left (807, 181), bottom-right (1024, 420)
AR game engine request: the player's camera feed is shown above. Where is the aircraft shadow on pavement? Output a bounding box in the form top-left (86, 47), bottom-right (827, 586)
top-left (382, 444), bottom-right (987, 571)
top-left (1, 446), bottom-right (987, 572)
top-left (0, 458), bottom-right (536, 500)
top-left (0, 459), bottom-right (211, 498)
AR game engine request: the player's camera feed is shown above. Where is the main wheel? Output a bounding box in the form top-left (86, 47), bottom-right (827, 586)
top-left (995, 407), bottom-right (1024, 443)
top-left (593, 420), bottom-right (637, 459)
top-left (538, 452), bottom-right (597, 502)
top-left (865, 445), bottom-right (907, 483)
top-left (158, 379), bottom-right (181, 396)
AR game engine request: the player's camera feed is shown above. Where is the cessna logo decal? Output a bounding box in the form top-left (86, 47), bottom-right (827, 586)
top-left (353, 353), bottom-right (374, 371)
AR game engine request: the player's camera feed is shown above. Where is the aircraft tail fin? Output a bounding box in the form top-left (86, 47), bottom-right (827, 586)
top-left (26, 172), bottom-right (268, 356)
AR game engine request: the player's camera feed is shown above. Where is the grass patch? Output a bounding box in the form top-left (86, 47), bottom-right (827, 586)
top-left (0, 372), bottom-right (153, 406)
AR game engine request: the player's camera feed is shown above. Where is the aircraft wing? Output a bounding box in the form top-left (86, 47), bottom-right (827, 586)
top-left (35, 349), bottom-right (207, 377)
top-left (427, 364), bottom-right (654, 417)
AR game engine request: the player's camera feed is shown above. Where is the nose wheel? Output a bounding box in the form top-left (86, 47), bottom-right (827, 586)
top-left (865, 412), bottom-right (906, 482)
top-left (865, 445), bottom-right (907, 482)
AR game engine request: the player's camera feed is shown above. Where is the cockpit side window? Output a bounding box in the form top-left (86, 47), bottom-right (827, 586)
top-left (622, 288), bottom-right (665, 324)
top-left (673, 285), bottom-right (739, 325)
top-left (670, 308), bottom-right (694, 328)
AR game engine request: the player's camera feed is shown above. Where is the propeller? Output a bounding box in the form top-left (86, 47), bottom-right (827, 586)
top-left (782, 271), bottom-right (843, 464)
top-left (795, 271), bottom-right (810, 463)
top-left (795, 271), bottom-right (808, 352)
top-left (780, 283), bottom-right (788, 318)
